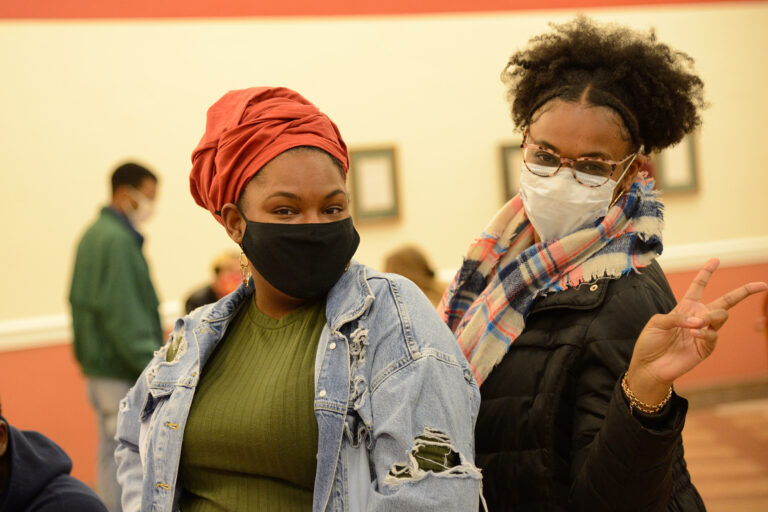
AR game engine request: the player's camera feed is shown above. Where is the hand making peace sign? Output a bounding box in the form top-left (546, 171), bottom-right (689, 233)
top-left (626, 258), bottom-right (768, 406)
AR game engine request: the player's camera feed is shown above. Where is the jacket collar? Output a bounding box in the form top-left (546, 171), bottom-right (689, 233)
top-left (103, 206), bottom-right (144, 246)
top-left (198, 260), bottom-right (374, 332)
top-left (152, 261), bottom-right (375, 391)
top-left (325, 261), bottom-right (375, 332)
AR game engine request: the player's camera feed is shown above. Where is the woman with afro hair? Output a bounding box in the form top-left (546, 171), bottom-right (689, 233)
top-left (440, 16), bottom-right (767, 511)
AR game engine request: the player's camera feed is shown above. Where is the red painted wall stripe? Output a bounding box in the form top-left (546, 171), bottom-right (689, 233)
top-left (0, 0), bottom-right (762, 19)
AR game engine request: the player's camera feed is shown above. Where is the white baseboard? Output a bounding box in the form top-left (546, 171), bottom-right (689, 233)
top-left (0, 300), bottom-right (181, 353)
top-left (656, 236), bottom-right (768, 272)
top-left (437, 236), bottom-right (768, 282)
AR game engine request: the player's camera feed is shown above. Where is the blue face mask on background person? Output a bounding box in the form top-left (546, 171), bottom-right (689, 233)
top-left (239, 215), bottom-right (360, 300)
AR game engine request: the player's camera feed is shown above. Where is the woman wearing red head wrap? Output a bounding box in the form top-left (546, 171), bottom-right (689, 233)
top-left (115, 87), bottom-right (483, 512)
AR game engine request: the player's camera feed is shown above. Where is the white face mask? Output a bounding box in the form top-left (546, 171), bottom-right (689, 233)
top-left (519, 163), bottom-right (619, 243)
top-left (126, 189), bottom-right (155, 227)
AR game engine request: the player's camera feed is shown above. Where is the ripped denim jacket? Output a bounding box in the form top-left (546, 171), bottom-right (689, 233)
top-left (115, 262), bottom-right (482, 511)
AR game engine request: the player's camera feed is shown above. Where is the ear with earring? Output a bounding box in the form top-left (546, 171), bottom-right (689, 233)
top-left (239, 251), bottom-right (251, 288)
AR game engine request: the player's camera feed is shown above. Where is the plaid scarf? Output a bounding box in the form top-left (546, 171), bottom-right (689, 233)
top-left (438, 178), bottom-right (664, 386)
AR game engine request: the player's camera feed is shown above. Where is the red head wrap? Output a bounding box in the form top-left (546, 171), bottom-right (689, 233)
top-left (189, 87), bottom-right (349, 223)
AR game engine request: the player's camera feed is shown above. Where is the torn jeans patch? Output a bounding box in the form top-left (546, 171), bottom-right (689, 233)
top-left (384, 427), bottom-right (482, 485)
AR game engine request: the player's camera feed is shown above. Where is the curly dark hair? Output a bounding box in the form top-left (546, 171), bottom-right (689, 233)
top-left (502, 16), bottom-right (705, 153)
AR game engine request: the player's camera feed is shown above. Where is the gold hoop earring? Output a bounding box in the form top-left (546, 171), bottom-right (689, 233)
top-left (239, 251), bottom-right (251, 288)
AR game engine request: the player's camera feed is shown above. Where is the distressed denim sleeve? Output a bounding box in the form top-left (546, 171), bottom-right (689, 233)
top-left (365, 278), bottom-right (483, 511)
top-left (114, 378), bottom-right (146, 512)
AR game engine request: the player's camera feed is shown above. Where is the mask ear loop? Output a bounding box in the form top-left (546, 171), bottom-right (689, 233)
top-left (609, 151), bottom-right (641, 208)
top-left (234, 203), bottom-right (250, 221)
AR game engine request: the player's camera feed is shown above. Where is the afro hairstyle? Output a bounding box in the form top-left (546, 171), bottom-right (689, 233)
top-left (501, 16), bottom-right (705, 153)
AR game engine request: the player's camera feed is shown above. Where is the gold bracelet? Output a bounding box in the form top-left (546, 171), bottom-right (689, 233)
top-left (621, 372), bottom-right (672, 415)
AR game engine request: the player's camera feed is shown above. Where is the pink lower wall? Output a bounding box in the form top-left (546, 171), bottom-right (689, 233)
top-left (0, 344), bottom-right (97, 484)
top-left (666, 262), bottom-right (768, 388)
top-left (0, 261), bottom-right (766, 487)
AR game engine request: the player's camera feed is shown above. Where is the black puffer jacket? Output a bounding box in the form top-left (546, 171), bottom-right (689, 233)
top-left (476, 260), bottom-right (706, 511)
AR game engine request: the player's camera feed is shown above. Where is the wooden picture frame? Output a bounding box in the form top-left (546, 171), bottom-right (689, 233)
top-left (500, 141), bottom-right (523, 202)
top-left (652, 134), bottom-right (698, 193)
top-left (348, 147), bottom-right (400, 222)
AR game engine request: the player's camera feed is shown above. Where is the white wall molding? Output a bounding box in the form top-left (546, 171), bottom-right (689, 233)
top-left (657, 236), bottom-right (768, 272)
top-left (0, 300), bottom-right (181, 353)
top-left (0, 314), bottom-right (72, 352)
top-left (437, 236), bottom-right (768, 282)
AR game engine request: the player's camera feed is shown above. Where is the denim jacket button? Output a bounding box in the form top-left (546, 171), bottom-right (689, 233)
top-left (318, 389), bottom-right (327, 397)
top-left (329, 342), bottom-right (337, 350)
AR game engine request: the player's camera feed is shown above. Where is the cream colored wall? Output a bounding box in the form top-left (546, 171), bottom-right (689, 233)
top-left (1, 3), bottom-right (767, 322)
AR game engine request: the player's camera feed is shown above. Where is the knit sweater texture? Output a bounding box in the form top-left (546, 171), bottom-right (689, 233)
top-left (179, 297), bottom-right (325, 511)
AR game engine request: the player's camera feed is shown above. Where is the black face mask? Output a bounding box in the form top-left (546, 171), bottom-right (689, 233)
top-left (239, 215), bottom-right (360, 300)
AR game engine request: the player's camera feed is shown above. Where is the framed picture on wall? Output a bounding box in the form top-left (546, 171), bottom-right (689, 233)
top-left (500, 141), bottom-right (523, 202)
top-left (652, 134), bottom-right (698, 193)
top-left (348, 146), bottom-right (400, 222)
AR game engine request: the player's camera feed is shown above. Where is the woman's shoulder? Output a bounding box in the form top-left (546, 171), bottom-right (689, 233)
top-left (523, 260), bottom-right (676, 354)
top-left (332, 262), bottom-right (432, 312)
top-left (581, 260), bottom-right (676, 346)
top-left (602, 259), bottom-right (676, 311)
top-left (364, 264), bottom-right (426, 297)
top-left (532, 259), bottom-right (674, 317)
top-left (352, 263), bottom-right (466, 358)
top-left (358, 264), bottom-right (444, 321)
top-left (159, 290), bottom-right (249, 366)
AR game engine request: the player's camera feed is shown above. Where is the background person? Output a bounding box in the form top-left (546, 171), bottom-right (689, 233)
top-left (383, 245), bottom-right (446, 307)
top-left (183, 251), bottom-right (241, 314)
top-left (69, 162), bottom-right (163, 512)
top-left (440, 17), bottom-right (768, 511)
top-left (0, 399), bottom-right (108, 512)
top-left (115, 87), bottom-right (481, 512)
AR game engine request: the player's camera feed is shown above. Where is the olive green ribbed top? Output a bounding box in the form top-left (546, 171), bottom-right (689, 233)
top-left (179, 297), bottom-right (326, 511)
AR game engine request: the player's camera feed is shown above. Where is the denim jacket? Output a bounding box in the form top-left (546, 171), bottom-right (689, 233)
top-left (115, 262), bottom-right (482, 511)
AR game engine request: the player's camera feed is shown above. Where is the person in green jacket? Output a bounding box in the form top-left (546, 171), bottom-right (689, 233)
top-left (69, 162), bottom-right (162, 512)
